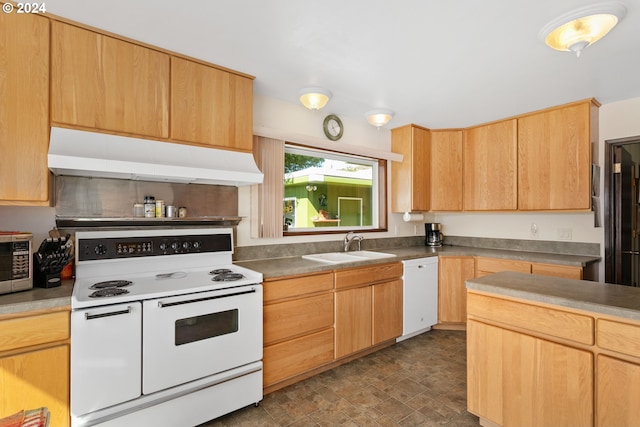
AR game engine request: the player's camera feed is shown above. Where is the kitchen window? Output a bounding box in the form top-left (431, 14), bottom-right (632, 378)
top-left (283, 144), bottom-right (387, 235)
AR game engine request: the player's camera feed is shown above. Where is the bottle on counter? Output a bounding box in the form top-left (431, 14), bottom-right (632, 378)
top-left (144, 196), bottom-right (155, 218)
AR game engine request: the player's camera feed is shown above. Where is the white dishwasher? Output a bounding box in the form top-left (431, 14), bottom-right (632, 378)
top-left (397, 257), bottom-right (438, 342)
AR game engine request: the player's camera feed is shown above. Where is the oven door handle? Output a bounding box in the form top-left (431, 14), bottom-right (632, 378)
top-left (157, 288), bottom-right (257, 308)
top-left (85, 306), bottom-right (132, 320)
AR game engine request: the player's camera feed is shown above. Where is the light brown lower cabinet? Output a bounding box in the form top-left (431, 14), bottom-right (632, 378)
top-left (262, 272), bottom-right (334, 390)
top-left (467, 290), bottom-right (640, 427)
top-left (334, 263), bottom-right (403, 359)
top-left (0, 309), bottom-right (70, 427)
top-left (467, 319), bottom-right (593, 427)
top-left (595, 317), bottom-right (640, 427)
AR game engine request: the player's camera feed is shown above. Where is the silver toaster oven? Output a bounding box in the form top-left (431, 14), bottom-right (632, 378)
top-left (0, 232), bottom-right (33, 295)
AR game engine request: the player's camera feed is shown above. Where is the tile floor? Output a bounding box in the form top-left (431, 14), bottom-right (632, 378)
top-left (200, 330), bottom-right (479, 426)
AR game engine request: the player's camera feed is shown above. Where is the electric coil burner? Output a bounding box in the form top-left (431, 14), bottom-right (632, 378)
top-left (70, 228), bottom-right (263, 427)
top-left (90, 280), bottom-right (133, 289)
top-left (89, 288), bottom-right (130, 298)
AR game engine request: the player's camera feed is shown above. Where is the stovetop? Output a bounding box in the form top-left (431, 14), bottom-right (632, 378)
top-left (71, 228), bottom-right (262, 309)
top-left (72, 264), bottom-right (262, 308)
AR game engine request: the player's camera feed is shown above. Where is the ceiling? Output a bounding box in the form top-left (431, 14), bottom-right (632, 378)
top-left (47, 0), bottom-right (640, 129)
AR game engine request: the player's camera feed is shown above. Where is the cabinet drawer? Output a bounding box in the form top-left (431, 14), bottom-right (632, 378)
top-left (475, 257), bottom-right (531, 277)
top-left (264, 293), bottom-right (334, 345)
top-left (531, 263), bottom-right (583, 280)
top-left (264, 272), bottom-right (333, 302)
top-left (0, 311), bottom-right (70, 352)
top-left (597, 318), bottom-right (640, 358)
top-left (467, 292), bottom-right (593, 345)
top-left (335, 262), bottom-right (402, 289)
top-left (263, 328), bottom-right (334, 387)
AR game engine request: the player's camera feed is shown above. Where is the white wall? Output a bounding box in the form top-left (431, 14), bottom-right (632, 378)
top-left (3, 96), bottom-right (640, 261)
top-left (236, 94), bottom-right (428, 247)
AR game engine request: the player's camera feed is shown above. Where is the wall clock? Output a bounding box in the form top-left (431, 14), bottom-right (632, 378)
top-left (323, 114), bottom-right (344, 141)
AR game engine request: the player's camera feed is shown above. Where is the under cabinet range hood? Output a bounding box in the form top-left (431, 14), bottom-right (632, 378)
top-left (48, 127), bottom-right (264, 186)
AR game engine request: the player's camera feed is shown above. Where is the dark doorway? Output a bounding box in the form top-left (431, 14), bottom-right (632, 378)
top-left (605, 136), bottom-right (640, 285)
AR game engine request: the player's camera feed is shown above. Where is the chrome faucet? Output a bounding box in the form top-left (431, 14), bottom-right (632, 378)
top-left (343, 231), bottom-right (364, 252)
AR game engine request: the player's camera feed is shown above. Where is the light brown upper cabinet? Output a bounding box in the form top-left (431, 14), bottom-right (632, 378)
top-left (171, 57), bottom-right (253, 152)
top-left (463, 119), bottom-right (518, 211)
top-left (430, 130), bottom-right (463, 211)
top-left (391, 124), bottom-right (430, 213)
top-left (51, 21), bottom-right (170, 138)
top-left (0, 12), bottom-right (50, 205)
top-left (518, 100), bottom-right (598, 210)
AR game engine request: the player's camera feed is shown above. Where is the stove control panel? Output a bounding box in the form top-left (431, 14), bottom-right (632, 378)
top-left (77, 234), bottom-right (232, 261)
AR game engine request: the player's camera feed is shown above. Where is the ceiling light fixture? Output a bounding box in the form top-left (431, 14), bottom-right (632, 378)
top-left (539, 2), bottom-right (626, 57)
top-left (298, 87), bottom-right (332, 110)
top-left (365, 109), bottom-right (395, 127)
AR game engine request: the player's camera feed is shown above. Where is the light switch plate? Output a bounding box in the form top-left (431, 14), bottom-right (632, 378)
top-left (557, 228), bottom-right (573, 240)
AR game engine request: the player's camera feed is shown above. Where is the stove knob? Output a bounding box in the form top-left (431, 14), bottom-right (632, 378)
top-left (159, 243), bottom-right (168, 251)
top-left (192, 241), bottom-right (201, 250)
top-left (182, 241), bottom-right (190, 250)
top-left (94, 244), bottom-right (107, 256)
top-left (171, 242), bottom-right (180, 251)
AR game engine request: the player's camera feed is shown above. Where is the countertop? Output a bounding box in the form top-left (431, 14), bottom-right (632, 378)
top-left (466, 271), bottom-right (640, 322)
top-left (236, 244), bottom-right (600, 280)
top-left (0, 280), bottom-right (73, 316)
top-left (0, 244), bottom-right (599, 315)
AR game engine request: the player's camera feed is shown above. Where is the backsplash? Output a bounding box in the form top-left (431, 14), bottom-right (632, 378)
top-left (444, 235), bottom-right (600, 257)
top-left (54, 176), bottom-right (238, 218)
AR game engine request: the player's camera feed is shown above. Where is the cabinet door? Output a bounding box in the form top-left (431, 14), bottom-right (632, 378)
top-left (391, 125), bottom-right (430, 212)
top-left (335, 286), bottom-right (372, 358)
top-left (0, 12), bottom-right (49, 203)
top-left (0, 345), bottom-right (70, 427)
top-left (171, 57), bottom-right (253, 151)
top-left (51, 21), bottom-right (170, 138)
top-left (467, 320), bottom-right (593, 427)
top-left (518, 102), bottom-right (593, 210)
top-left (463, 119), bottom-right (517, 210)
top-left (430, 130), bottom-right (463, 211)
top-left (597, 355), bottom-right (640, 426)
top-left (372, 280), bottom-right (403, 344)
top-left (438, 257), bottom-right (474, 324)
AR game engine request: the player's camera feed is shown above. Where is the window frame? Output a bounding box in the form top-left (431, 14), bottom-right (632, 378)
top-left (283, 143), bottom-right (388, 236)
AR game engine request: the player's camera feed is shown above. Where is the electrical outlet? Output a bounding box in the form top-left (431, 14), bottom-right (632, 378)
top-left (530, 223), bottom-right (539, 239)
top-left (558, 228), bottom-right (573, 240)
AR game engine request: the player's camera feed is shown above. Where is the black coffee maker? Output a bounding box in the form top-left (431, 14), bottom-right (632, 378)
top-left (425, 223), bottom-right (443, 247)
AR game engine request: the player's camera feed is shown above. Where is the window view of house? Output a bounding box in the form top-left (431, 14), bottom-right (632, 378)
top-left (284, 145), bottom-right (379, 232)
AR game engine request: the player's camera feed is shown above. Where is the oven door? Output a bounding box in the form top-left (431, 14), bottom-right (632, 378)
top-left (142, 285), bottom-right (263, 394)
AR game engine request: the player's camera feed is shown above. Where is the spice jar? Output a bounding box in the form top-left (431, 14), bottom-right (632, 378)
top-left (133, 203), bottom-right (144, 218)
top-left (178, 207), bottom-right (188, 218)
top-left (143, 196), bottom-right (155, 218)
top-left (155, 199), bottom-right (165, 218)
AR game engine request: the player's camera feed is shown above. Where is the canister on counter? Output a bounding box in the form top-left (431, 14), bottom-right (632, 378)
top-left (155, 200), bottom-right (165, 218)
top-left (178, 207), bottom-right (187, 218)
top-left (166, 205), bottom-right (177, 218)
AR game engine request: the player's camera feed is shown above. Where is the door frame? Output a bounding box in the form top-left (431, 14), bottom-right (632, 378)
top-left (604, 135), bottom-right (640, 283)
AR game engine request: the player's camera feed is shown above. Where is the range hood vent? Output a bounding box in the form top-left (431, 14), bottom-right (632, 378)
top-left (48, 127), bottom-right (263, 186)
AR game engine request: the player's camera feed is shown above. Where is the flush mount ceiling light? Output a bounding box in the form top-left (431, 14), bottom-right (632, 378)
top-left (365, 109), bottom-right (395, 127)
top-left (539, 2), bottom-right (627, 57)
top-left (298, 87), bottom-right (332, 110)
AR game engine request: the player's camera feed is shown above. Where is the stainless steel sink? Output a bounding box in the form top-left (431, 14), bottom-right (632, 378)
top-left (301, 251), bottom-right (396, 264)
